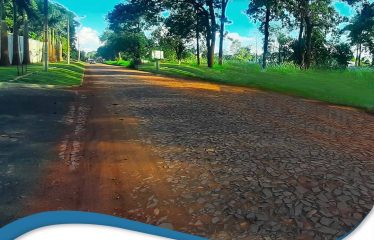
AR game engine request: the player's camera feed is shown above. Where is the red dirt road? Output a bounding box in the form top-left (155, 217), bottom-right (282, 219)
top-left (24, 66), bottom-right (194, 230)
top-left (20, 64), bottom-right (374, 239)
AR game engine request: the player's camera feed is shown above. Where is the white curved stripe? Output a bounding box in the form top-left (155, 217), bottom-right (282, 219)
top-left (344, 207), bottom-right (374, 240)
top-left (16, 224), bottom-right (173, 240)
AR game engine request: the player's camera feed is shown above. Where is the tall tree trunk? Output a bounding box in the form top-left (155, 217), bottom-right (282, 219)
top-left (0, 0), bottom-right (10, 66)
top-left (67, 17), bottom-right (70, 65)
top-left (208, 31), bottom-right (216, 68)
top-left (196, 24), bottom-right (200, 65)
top-left (204, 10), bottom-right (212, 67)
top-left (355, 44), bottom-right (358, 66)
top-left (43, 0), bottom-right (48, 71)
top-left (55, 35), bottom-right (60, 62)
top-left (12, 0), bottom-right (20, 65)
top-left (58, 40), bottom-right (63, 62)
top-left (48, 30), bottom-right (52, 61)
top-left (52, 29), bottom-right (56, 62)
top-left (218, 0), bottom-right (227, 65)
top-left (23, 14), bottom-right (30, 64)
top-left (262, 6), bottom-right (271, 69)
top-left (176, 43), bottom-right (184, 65)
top-left (297, 17), bottom-right (304, 66)
top-left (358, 43), bottom-right (362, 67)
top-left (206, 28), bottom-right (211, 67)
top-left (0, 21), bottom-right (10, 66)
top-left (278, 44), bottom-right (281, 64)
top-left (54, 30), bottom-right (58, 62)
top-left (207, 0), bottom-right (216, 68)
top-left (304, 17), bottom-right (313, 69)
top-left (195, 8), bottom-right (200, 65)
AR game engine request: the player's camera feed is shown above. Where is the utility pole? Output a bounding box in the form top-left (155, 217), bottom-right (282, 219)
top-left (67, 17), bottom-right (70, 64)
top-left (43, 0), bottom-right (48, 71)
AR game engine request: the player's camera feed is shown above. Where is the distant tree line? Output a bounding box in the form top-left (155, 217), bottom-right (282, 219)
top-left (97, 0), bottom-right (374, 69)
top-left (0, 0), bottom-right (78, 66)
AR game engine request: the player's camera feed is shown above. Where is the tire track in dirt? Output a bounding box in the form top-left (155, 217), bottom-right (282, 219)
top-left (22, 64), bottom-right (202, 237)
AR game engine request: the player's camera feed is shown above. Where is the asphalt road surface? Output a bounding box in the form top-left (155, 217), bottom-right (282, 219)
top-left (1, 64), bottom-right (373, 240)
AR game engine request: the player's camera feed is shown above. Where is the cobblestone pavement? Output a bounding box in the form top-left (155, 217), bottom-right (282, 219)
top-left (113, 67), bottom-right (374, 239)
top-left (10, 64), bottom-right (373, 240)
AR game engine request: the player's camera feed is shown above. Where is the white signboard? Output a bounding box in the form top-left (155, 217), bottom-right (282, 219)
top-left (152, 50), bottom-right (164, 60)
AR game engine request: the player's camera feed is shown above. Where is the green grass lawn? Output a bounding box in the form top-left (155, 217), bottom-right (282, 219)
top-left (0, 62), bottom-right (85, 86)
top-left (106, 60), bottom-right (132, 68)
top-left (139, 61), bottom-right (374, 110)
top-left (0, 64), bottom-right (43, 82)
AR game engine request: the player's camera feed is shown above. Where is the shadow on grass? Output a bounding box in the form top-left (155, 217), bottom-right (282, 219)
top-left (139, 62), bottom-right (374, 110)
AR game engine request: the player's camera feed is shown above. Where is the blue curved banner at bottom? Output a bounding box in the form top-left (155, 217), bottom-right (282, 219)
top-left (0, 211), bottom-right (206, 240)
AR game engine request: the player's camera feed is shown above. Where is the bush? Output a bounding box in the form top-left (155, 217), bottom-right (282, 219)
top-left (105, 60), bottom-right (133, 68)
top-left (332, 43), bottom-right (353, 68)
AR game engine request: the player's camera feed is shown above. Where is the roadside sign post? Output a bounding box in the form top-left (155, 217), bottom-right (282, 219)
top-left (151, 50), bottom-right (164, 72)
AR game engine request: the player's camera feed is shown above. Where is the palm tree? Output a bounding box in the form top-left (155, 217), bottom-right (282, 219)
top-left (12, 0), bottom-right (20, 65)
top-left (12, 0), bottom-right (31, 65)
top-left (22, 11), bottom-right (30, 64)
top-left (21, 0), bottom-right (34, 64)
top-left (0, 0), bottom-right (10, 66)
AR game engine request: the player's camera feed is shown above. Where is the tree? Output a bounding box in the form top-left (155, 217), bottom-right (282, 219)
top-left (151, 27), bottom-right (177, 60)
top-left (195, 7), bottom-right (204, 65)
top-left (163, 4), bottom-right (196, 64)
top-left (332, 43), bottom-right (353, 68)
top-left (0, 0), bottom-right (10, 66)
top-left (229, 38), bottom-right (241, 55)
top-left (22, 6), bottom-right (30, 64)
top-left (204, 0), bottom-right (217, 68)
top-left (98, 30), bottom-right (151, 65)
top-left (106, 0), bottom-right (218, 67)
top-left (280, 0), bottom-right (305, 66)
top-left (0, 0), bottom-right (76, 66)
top-left (107, 0), bottom-right (162, 65)
top-left (276, 32), bottom-right (292, 63)
top-left (218, 0), bottom-right (230, 65)
top-left (282, 0), bottom-right (341, 68)
top-left (300, 0), bottom-right (340, 69)
top-left (163, 0), bottom-right (207, 65)
top-left (11, 0), bottom-right (31, 65)
top-left (97, 45), bottom-right (115, 60)
top-left (344, 3), bottom-right (374, 66)
top-left (233, 47), bottom-right (253, 61)
top-left (312, 29), bottom-right (332, 66)
top-left (12, 0), bottom-right (20, 65)
top-left (247, 0), bottom-right (283, 69)
top-left (167, 0), bottom-right (218, 67)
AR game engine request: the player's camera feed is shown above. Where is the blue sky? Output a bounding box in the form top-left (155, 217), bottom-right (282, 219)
top-left (53, 0), bottom-right (354, 52)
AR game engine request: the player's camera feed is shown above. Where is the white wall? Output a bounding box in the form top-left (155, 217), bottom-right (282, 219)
top-left (29, 38), bottom-right (44, 63)
top-left (0, 32), bottom-right (43, 64)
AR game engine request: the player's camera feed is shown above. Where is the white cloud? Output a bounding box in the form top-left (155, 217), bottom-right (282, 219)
top-left (76, 27), bottom-right (102, 52)
top-left (226, 32), bottom-right (255, 45)
top-left (214, 32), bottom-right (261, 55)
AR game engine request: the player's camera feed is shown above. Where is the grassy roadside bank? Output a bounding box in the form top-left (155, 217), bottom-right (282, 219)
top-left (0, 62), bottom-right (85, 86)
top-left (106, 60), bottom-right (132, 68)
top-left (0, 64), bottom-right (43, 82)
top-left (136, 62), bottom-right (374, 111)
